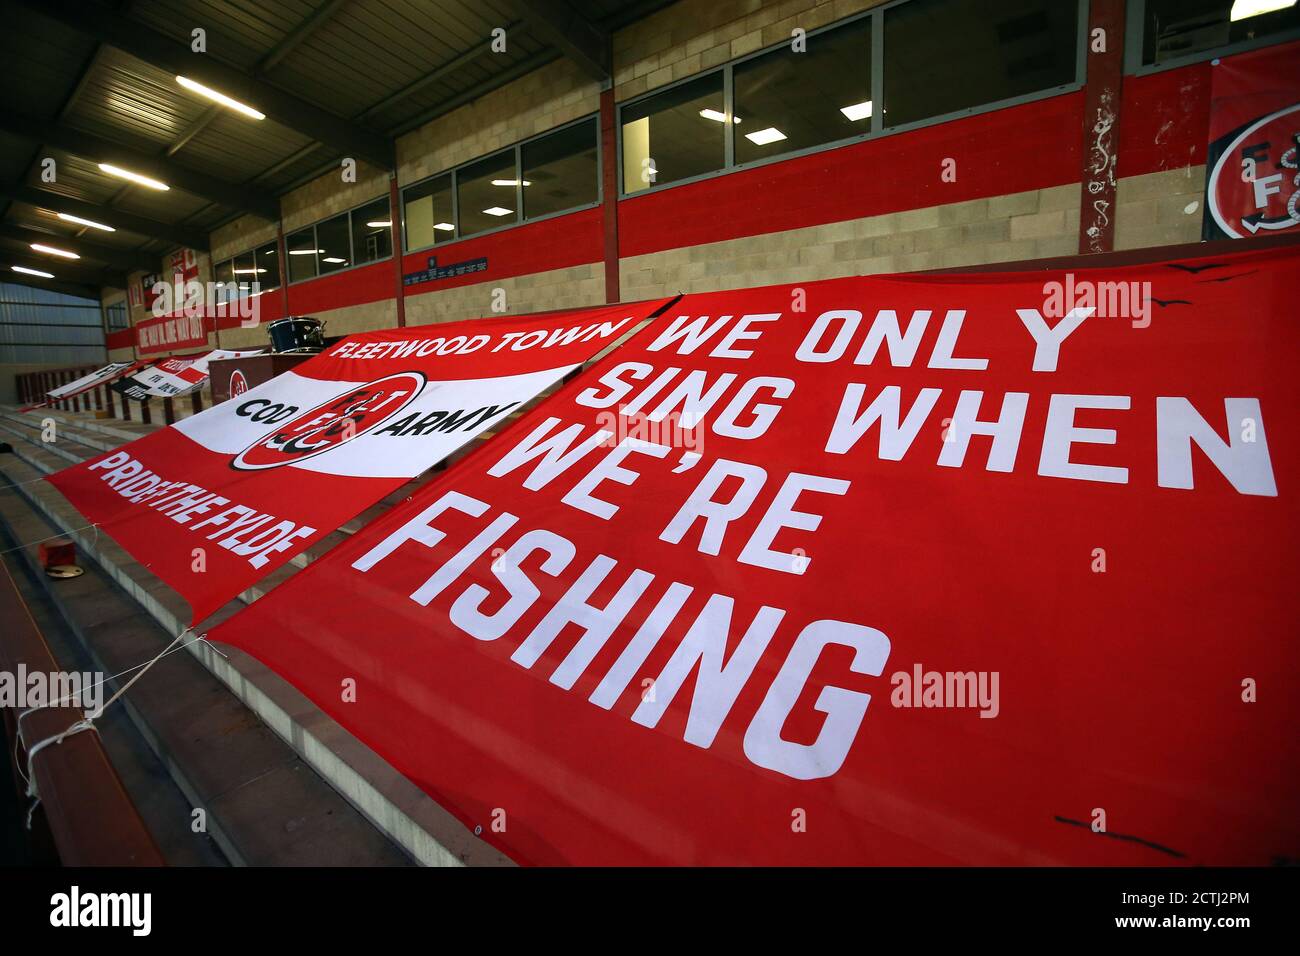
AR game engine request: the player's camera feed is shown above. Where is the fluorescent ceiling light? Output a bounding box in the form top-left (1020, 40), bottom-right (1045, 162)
top-left (491, 179), bottom-right (531, 186)
top-left (1230, 0), bottom-right (1295, 20)
top-left (433, 222), bottom-right (455, 231)
top-left (30, 242), bottom-right (79, 259)
top-left (840, 100), bottom-right (873, 122)
top-left (56, 212), bottom-right (114, 231)
top-left (233, 267), bottom-right (266, 274)
top-left (482, 206), bottom-right (512, 217)
top-left (365, 220), bottom-right (392, 228)
top-left (176, 76), bottom-right (266, 120)
top-left (98, 163), bottom-right (169, 190)
top-left (12, 265), bottom-right (54, 278)
top-left (745, 127), bottom-right (787, 146)
top-left (288, 249), bottom-right (323, 255)
top-left (322, 257), bottom-right (347, 264)
top-left (699, 108), bottom-right (741, 124)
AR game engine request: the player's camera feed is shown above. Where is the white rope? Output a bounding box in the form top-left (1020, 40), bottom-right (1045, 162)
top-left (15, 626), bottom-right (199, 828)
top-left (0, 523), bottom-right (101, 558)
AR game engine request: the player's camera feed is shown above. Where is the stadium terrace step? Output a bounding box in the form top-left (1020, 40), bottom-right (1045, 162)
top-left (0, 409), bottom-right (512, 867)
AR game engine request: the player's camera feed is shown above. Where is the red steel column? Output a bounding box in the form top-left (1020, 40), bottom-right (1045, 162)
top-left (600, 86), bottom-right (621, 304)
top-left (390, 174), bottom-right (406, 327)
top-left (1078, 0), bottom-right (1127, 254)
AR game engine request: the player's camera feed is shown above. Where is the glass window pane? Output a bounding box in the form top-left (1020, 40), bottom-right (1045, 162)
top-left (352, 196), bottom-right (393, 264)
top-left (286, 228), bottom-right (318, 282)
top-left (232, 251), bottom-right (257, 297)
top-left (522, 119), bottom-right (599, 220)
top-left (316, 213), bottom-right (351, 274)
top-left (213, 257), bottom-right (235, 301)
top-left (403, 174), bottom-right (454, 250)
top-left (1141, 0), bottom-right (1300, 65)
top-left (621, 72), bottom-right (725, 194)
top-left (457, 150), bottom-right (518, 237)
top-left (734, 17), bottom-right (873, 165)
top-left (883, 0), bottom-right (1079, 128)
top-left (256, 241), bottom-right (281, 291)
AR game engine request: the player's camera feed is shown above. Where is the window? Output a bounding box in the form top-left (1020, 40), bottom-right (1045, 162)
top-left (351, 196), bottom-right (393, 264)
top-left (316, 214), bottom-right (351, 274)
top-left (286, 227), bottom-right (318, 282)
top-left (621, 72), bottom-right (726, 194)
top-left (523, 119), bottom-right (599, 220)
top-left (105, 301), bottom-right (128, 330)
top-left (404, 174), bottom-right (455, 251)
top-left (212, 257), bottom-right (236, 301)
top-left (733, 15), bottom-right (873, 165)
top-left (1135, 0), bottom-right (1300, 67)
top-left (232, 250), bottom-right (258, 296)
top-left (882, 0), bottom-right (1079, 128)
top-left (257, 241), bottom-right (281, 291)
top-left (457, 150), bottom-right (518, 237)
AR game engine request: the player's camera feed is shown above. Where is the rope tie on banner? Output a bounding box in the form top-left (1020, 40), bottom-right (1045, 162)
top-left (15, 627), bottom-right (197, 828)
top-left (0, 523), bottom-right (101, 558)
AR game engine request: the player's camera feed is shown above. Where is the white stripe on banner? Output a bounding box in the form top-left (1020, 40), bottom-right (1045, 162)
top-left (172, 365), bottom-right (574, 479)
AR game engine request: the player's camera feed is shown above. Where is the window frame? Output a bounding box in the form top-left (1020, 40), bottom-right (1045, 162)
top-left (284, 193), bottom-right (394, 286)
top-left (617, 0), bottom-right (1090, 199)
top-left (1123, 0), bottom-right (1300, 76)
top-left (401, 113), bottom-right (603, 256)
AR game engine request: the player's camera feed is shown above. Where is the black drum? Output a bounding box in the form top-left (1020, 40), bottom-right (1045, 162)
top-left (267, 316), bottom-right (325, 354)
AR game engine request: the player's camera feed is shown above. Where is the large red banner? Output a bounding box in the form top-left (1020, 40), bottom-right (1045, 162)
top-left (211, 248), bottom-right (1299, 865)
top-left (48, 303), bottom-right (663, 624)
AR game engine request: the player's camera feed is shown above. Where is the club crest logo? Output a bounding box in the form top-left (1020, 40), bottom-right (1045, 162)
top-left (1207, 103), bottom-right (1300, 239)
top-left (229, 369), bottom-right (249, 398)
top-left (230, 371), bottom-right (426, 471)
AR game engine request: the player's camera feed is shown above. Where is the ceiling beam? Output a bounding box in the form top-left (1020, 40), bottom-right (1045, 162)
top-left (506, 0), bottom-right (611, 84)
top-left (0, 222), bottom-right (157, 273)
top-left (10, 0), bottom-right (395, 170)
top-left (0, 182), bottom-right (210, 251)
top-left (0, 240), bottom-right (128, 288)
top-left (0, 109), bottom-right (281, 219)
top-left (260, 0), bottom-right (352, 73)
top-left (164, 0), bottom-right (353, 159)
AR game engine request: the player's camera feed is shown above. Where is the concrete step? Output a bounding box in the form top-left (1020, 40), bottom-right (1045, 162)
top-left (0, 441), bottom-right (509, 866)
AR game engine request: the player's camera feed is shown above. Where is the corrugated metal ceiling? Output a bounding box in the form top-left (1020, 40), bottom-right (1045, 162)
top-left (0, 0), bottom-right (674, 294)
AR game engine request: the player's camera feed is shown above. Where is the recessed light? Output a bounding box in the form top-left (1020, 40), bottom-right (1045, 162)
top-left (56, 212), bottom-right (114, 231)
top-left (482, 207), bottom-right (512, 217)
top-left (491, 179), bottom-right (532, 187)
top-left (12, 265), bottom-right (54, 278)
top-left (30, 243), bottom-right (79, 259)
top-left (699, 108), bottom-right (741, 124)
top-left (288, 249), bottom-right (324, 255)
top-left (322, 257), bottom-right (347, 264)
top-left (840, 100), bottom-right (873, 122)
top-left (1230, 0), bottom-right (1296, 20)
top-left (744, 127), bottom-right (787, 146)
top-left (433, 222), bottom-right (455, 231)
top-left (176, 76), bottom-right (266, 120)
top-left (365, 220), bottom-right (392, 228)
top-left (98, 163), bottom-right (169, 190)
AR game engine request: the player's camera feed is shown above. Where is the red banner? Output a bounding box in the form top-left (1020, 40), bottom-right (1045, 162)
top-left (48, 303), bottom-right (663, 623)
top-left (211, 248), bottom-right (1299, 865)
top-left (135, 310), bottom-right (211, 355)
top-left (1204, 39), bottom-right (1300, 240)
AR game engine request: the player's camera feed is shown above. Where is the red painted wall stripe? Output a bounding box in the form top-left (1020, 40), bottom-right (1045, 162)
top-left (618, 91), bottom-right (1085, 259)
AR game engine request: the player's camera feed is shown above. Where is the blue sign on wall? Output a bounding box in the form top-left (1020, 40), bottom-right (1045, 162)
top-left (402, 255), bottom-right (489, 286)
